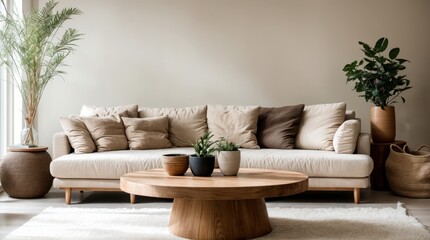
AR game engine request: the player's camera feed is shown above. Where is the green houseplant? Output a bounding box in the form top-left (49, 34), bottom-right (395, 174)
top-left (189, 132), bottom-right (217, 176)
top-left (0, 0), bottom-right (82, 146)
top-left (342, 37), bottom-right (411, 142)
top-left (216, 138), bottom-right (241, 176)
top-left (217, 138), bottom-right (240, 152)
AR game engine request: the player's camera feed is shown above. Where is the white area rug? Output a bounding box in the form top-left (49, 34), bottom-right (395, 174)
top-left (5, 203), bottom-right (430, 240)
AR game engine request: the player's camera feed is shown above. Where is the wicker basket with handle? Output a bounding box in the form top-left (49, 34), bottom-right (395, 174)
top-left (386, 144), bottom-right (430, 198)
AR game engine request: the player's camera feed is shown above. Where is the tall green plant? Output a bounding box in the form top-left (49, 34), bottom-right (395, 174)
top-left (342, 37), bottom-right (411, 108)
top-left (0, 0), bottom-right (82, 145)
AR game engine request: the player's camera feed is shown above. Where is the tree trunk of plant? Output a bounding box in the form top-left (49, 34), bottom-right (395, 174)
top-left (370, 106), bottom-right (396, 143)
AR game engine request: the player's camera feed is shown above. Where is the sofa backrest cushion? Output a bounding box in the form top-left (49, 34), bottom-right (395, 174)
top-left (345, 110), bottom-right (356, 120)
top-left (81, 115), bottom-right (128, 152)
top-left (138, 106), bottom-right (207, 147)
top-left (80, 104), bottom-right (138, 118)
top-left (333, 119), bottom-right (361, 154)
top-left (296, 102), bottom-right (346, 151)
top-left (207, 105), bottom-right (260, 149)
top-left (122, 116), bottom-right (172, 150)
top-left (257, 104), bottom-right (305, 149)
top-left (60, 116), bottom-right (96, 153)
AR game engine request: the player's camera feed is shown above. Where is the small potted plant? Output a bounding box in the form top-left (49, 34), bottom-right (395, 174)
top-left (216, 138), bottom-right (241, 176)
top-left (189, 132), bottom-right (217, 176)
top-left (342, 37), bottom-right (412, 143)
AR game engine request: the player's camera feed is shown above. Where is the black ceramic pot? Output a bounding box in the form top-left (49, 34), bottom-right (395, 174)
top-left (189, 154), bottom-right (215, 176)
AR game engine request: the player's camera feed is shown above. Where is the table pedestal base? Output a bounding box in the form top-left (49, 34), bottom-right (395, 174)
top-left (169, 198), bottom-right (271, 239)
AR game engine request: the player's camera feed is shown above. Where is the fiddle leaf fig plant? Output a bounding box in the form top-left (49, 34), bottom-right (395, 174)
top-left (342, 37), bottom-right (412, 108)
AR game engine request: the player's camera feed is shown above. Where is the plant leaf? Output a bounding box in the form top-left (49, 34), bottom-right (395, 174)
top-left (396, 58), bottom-right (410, 64)
top-left (389, 48), bottom-right (400, 59)
top-left (374, 38), bottom-right (385, 52)
top-left (374, 37), bottom-right (389, 53)
top-left (380, 38), bottom-right (389, 52)
top-left (358, 41), bottom-right (369, 48)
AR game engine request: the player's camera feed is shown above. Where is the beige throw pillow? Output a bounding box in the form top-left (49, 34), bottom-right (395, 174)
top-left (333, 119), bottom-right (361, 154)
top-left (295, 102), bottom-right (346, 151)
top-left (60, 116), bottom-right (96, 153)
top-left (122, 116), bottom-right (172, 150)
top-left (138, 106), bottom-right (207, 147)
top-left (80, 104), bottom-right (138, 118)
top-left (207, 105), bottom-right (260, 149)
top-left (81, 115), bottom-right (128, 152)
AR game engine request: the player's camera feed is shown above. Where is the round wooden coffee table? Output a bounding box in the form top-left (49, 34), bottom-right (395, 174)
top-left (120, 168), bottom-right (308, 239)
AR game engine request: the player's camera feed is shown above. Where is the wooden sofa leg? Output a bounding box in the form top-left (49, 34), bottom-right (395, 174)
top-left (353, 188), bottom-right (360, 204)
top-left (130, 194), bottom-right (135, 204)
top-left (65, 188), bottom-right (72, 204)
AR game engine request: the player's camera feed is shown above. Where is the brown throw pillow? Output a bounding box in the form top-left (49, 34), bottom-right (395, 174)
top-left (81, 115), bottom-right (128, 152)
top-left (207, 105), bottom-right (260, 149)
top-left (257, 104), bottom-right (305, 149)
top-left (138, 106), bottom-right (207, 147)
top-left (122, 116), bottom-right (172, 150)
top-left (60, 116), bottom-right (96, 153)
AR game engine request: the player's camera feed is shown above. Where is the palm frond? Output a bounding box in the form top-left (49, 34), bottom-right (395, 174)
top-left (0, 0), bottom-right (82, 121)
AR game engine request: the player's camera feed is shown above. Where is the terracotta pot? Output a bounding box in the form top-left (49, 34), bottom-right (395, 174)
top-left (370, 106), bottom-right (396, 143)
top-left (217, 151), bottom-right (241, 176)
top-left (162, 154), bottom-right (189, 176)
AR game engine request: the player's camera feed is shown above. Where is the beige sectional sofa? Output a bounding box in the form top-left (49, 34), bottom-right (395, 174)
top-left (51, 103), bottom-right (373, 204)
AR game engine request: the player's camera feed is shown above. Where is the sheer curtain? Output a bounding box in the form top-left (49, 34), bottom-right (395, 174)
top-left (0, 0), bottom-right (25, 192)
top-left (0, 0), bottom-right (24, 158)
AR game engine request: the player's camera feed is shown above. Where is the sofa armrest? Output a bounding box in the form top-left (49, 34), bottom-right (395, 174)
top-left (53, 132), bottom-right (72, 159)
top-left (356, 133), bottom-right (371, 155)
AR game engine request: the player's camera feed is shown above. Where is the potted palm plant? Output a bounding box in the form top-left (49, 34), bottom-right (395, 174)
top-left (190, 132), bottom-right (217, 176)
top-left (343, 37), bottom-right (411, 143)
top-left (0, 0), bottom-right (82, 146)
top-left (216, 138), bottom-right (241, 176)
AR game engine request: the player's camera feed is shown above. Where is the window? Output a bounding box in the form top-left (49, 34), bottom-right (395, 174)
top-left (0, 68), bottom-right (5, 157)
top-left (0, 0), bottom-right (23, 158)
top-left (0, 61), bottom-right (23, 158)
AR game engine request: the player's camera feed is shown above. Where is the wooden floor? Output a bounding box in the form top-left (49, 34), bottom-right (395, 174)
top-left (0, 188), bottom-right (429, 238)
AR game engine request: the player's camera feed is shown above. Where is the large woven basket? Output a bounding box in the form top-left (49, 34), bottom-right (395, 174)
top-left (386, 144), bottom-right (430, 198)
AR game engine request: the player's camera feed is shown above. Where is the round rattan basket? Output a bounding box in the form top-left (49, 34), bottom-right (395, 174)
top-left (0, 147), bottom-right (53, 198)
top-left (386, 144), bottom-right (430, 198)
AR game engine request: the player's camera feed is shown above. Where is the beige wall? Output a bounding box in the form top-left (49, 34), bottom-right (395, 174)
top-left (37, 0), bottom-right (430, 153)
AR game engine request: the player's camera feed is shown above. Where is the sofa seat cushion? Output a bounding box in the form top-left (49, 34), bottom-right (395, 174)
top-left (50, 148), bottom-right (195, 179)
top-left (50, 148), bottom-right (373, 179)
top-left (240, 149), bottom-right (373, 178)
